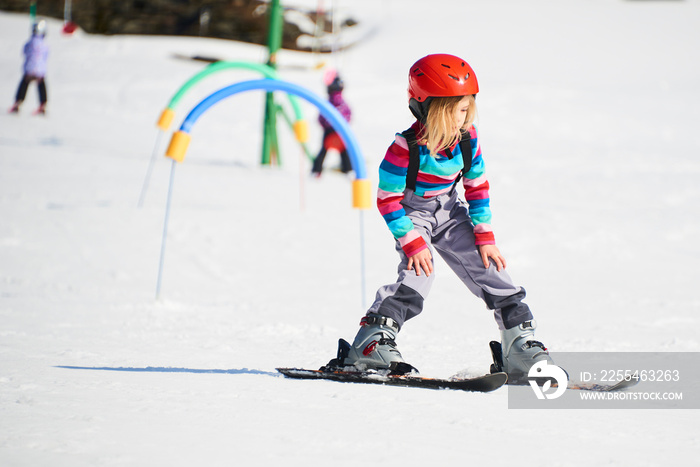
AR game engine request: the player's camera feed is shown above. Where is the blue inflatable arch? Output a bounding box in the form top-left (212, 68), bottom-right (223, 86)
top-left (169, 78), bottom-right (367, 180)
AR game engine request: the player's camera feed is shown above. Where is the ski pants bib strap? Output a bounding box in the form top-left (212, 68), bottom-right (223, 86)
top-left (402, 128), bottom-right (420, 192)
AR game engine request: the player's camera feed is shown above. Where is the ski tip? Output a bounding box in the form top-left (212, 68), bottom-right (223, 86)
top-left (476, 371), bottom-right (508, 387)
top-left (494, 371), bottom-right (508, 386)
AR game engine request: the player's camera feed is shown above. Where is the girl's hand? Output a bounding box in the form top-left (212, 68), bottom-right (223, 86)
top-left (478, 244), bottom-right (506, 271)
top-left (407, 249), bottom-right (433, 276)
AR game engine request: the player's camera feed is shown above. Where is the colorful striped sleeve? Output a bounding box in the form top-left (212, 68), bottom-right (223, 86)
top-left (377, 133), bottom-right (428, 257)
top-left (462, 126), bottom-right (495, 245)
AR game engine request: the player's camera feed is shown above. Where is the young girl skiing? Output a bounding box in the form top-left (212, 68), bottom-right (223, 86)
top-left (332, 54), bottom-right (552, 380)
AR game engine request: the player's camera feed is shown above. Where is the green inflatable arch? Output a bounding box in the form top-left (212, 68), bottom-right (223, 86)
top-left (156, 61), bottom-right (307, 144)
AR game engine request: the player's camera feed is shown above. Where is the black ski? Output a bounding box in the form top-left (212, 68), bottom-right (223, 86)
top-left (276, 367), bottom-right (508, 393)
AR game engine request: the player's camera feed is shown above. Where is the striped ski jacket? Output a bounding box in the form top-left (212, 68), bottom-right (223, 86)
top-left (377, 121), bottom-right (495, 257)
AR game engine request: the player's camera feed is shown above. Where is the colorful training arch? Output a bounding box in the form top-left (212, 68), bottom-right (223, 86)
top-left (165, 78), bottom-right (371, 207)
top-left (156, 78), bottom-right (372, 305)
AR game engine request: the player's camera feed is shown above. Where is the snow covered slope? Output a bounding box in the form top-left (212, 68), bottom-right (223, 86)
top-left (1, 1), bottom-right (699, 465)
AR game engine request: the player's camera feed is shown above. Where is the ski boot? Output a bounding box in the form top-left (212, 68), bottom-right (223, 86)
top-left (489, 320), bottom-right (555, 384)
top-left (8, 102), bottom-right (20, 114)
top-left (324, 314), bottom-right (418, 376)
top-left (33, 103), bottom-right (46, 116)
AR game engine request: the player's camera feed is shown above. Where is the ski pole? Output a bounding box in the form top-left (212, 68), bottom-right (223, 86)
top-left (155, 159), bottom-right (177, 299)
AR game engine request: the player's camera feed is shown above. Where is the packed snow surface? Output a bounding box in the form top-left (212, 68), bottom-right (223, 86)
top-left (1, 0), bottom-right (699, 465)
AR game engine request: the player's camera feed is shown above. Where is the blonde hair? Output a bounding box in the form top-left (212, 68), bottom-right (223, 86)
top-left (419, 95), bottom-right (477, 155)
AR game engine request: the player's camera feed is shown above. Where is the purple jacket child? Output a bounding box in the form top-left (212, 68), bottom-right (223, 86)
top-left (10, 20), bottom-right (50, 114)
top-left (23, 35), bottom-right (50, 78)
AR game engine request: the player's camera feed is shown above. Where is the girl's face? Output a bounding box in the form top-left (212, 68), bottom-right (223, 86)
top-left (452, 95), bottom-right (471, 133)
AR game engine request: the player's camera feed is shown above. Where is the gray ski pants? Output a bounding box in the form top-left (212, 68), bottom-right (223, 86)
top-left (368, 189), bottom-right (534, 331)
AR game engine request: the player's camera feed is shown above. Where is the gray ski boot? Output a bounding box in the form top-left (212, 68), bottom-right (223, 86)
top-left (489, 320), bottom-right (554, 382)
top-left (327, 314), bottom-right (418, 375)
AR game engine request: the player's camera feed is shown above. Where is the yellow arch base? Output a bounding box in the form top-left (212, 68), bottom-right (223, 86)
top-left (293, 120), bottom-right (309, 144)
top-left (157, 108), bottom-right (175, 132)
top-left (352, 179), bottom-right (372, 209)
top-left (166, 131), bottom-right (192, 163)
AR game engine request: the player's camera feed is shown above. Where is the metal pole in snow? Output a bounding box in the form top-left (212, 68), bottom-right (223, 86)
top-left (137, 131), bottom-right (163, 208)
top-left (155, 159), bottom-right (177, 299)
top-left (359, 210), bottom-right (367, 310)
top-left (64, 0), bottom-right (72, 23)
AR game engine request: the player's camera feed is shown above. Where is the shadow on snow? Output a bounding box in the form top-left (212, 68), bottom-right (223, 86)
top-left (56, 365), bottom-right (279, 377)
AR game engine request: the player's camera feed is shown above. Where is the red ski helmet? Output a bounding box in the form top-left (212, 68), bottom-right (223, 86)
top-left (408, 54), bottom-right (479, 120)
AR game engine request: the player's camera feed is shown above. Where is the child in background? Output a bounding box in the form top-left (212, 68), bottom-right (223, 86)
top-left (311, 69), bottom-right (352, 176)
top-left (10, 20), bottom-right (50, 115)
top-left (331, 54), bottom-right (553, 381)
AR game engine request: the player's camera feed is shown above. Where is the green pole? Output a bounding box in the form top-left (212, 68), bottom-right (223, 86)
top-left (262, 0), bottom-right (284, 165)
top-left (30, 1), bottom-right (36, 24)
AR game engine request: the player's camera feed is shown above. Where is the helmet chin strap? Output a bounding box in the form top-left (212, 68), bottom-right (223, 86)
top-left (408, 97), bottom-right (432, 123)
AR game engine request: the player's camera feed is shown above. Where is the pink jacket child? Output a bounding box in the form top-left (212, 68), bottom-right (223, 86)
top-left (311, 69), bottom-right (353, 176)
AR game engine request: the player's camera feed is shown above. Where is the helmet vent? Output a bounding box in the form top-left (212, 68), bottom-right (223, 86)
top-left (447, 74), bottom-right (460, 81)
